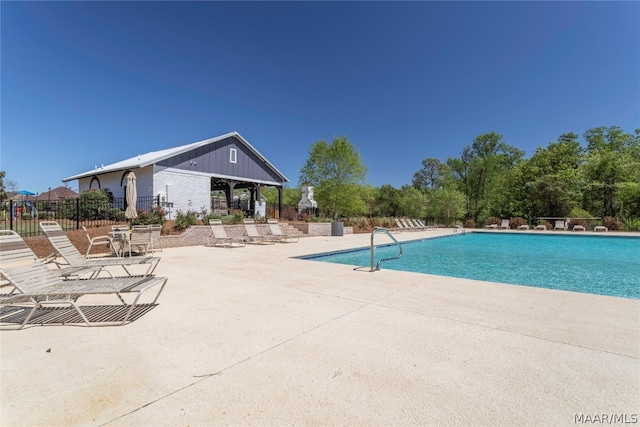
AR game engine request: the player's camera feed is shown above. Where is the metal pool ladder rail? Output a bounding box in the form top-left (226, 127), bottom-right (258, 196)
top-left (370, 227), bottom-right (403, 272)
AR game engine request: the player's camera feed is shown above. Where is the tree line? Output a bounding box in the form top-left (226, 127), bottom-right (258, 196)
top-left (264, 126), bottom-right (640, 230)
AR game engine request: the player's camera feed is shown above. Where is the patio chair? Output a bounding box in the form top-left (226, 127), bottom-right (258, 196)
top-left (498, 219), bottom-right (510, 230)
top-left (554, 220), bottom-right (567, 231)
top-left (0, 261), bottom-right (168, 329)
top-left (82, 226), bottom-right (117, 258)
top-left (150, 224), bottom-right (163, 252)
top-left (243, 219), bottom-right (276, 244)
top-left (206, 219), bottom-right (246, 248)
top-left (39, 221), bottom-right (160, 277)
top-left (130, 225), bottom-right (152, 255)
top-left (267, 219), bottom-right (299, 243)
top-left (111, 224), bottom-right (130, 257)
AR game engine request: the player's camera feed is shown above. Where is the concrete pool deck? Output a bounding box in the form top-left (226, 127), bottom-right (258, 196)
top-left (1, 228), bottom-right (639, 426)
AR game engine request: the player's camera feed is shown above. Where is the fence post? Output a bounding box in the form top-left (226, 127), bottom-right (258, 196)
top-left (76, 197), bottom-right (80, 230)
top-left (9, 199), bottom-right (13, 231)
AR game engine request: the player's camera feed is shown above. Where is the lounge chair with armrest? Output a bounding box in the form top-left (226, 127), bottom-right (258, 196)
top-left (0, 231), bottom-right (168, 329)
top-left (267, 219), bottom-right (299, 243)
top-left (40, 221), bottom-right (160, 277)
top-left (243, 219), bottom-right (276, 244)
top-left (206, 220), bottom-right (246, 248)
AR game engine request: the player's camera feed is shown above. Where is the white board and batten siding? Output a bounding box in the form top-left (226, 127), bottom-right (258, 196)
top-left (77, 166), bottom-right (154, 199)
top-left (154, 168), bottom-right (211, 220)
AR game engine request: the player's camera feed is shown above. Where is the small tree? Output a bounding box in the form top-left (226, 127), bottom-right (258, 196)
top-left (299, 136), bottom-right (368, 219)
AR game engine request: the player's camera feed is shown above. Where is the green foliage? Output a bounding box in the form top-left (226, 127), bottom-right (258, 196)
top-left (261, 186), bottom-right (301, 206)
top-left (622, 218), bottom-right (640, 232)
top-left (299, 136), bottom-right (368, 219)
top-left (79, 189), bottom-right (111, 220)
top-left (446, 132), bottom-right (524, 221)
top-left (173, 209), bottom-right (198, 230)
top-left (0, 171), bottom-right (7, 201)
top-left (132, 206), bottom-right (166, 226)
top-left (375, 185), bottom-right (400, 217)
top-left (109, 208), bottom-right (126, 221)
top-left (426, 188), bottom-right (466, 227)
top-left (230, 209), bottom-right (245, 224)
top-left (412, 158), bottom-right (451, 191)
top-left (397, 185), bottom-right (426, 218)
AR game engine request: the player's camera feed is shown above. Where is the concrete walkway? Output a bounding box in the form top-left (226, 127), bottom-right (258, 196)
top-left (2, 229), bottom-right (639, 426)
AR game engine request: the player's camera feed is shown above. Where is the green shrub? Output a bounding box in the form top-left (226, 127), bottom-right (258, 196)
top-left (622, 218), bottom-right (640, 232)
top-left (79, 189), bottom-right (111, 220)
top-left (132, 206), bottom-right (166, 226)
top-left (230, 209), bottom-right (245, 224)
top-left (109, 208), bottom-right (126, 221)
top-left (173, 210), bottom-right (198, 230)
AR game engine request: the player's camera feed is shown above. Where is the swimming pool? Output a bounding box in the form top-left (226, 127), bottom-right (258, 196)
top-left (302, 233), bottom-right (640, 299)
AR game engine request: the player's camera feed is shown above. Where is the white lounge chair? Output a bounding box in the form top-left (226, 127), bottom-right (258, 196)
top-left (573, 225), bottom-right (585, 231)
top-left (206, 220), bottom-right (246, 248)
top-left (498, 219), bottom-right (510, 230)
top-left (0, 230), bottom-right (104, 281)
top-left (243, 219), bottom-right (276, 244)
top-left (554, 220), bottom-right (567, 231)
top-left (594, 225), bottom-right (608, 232)
top-left (267, 219), bottom-right (299, 243)
top-left (40, 221), bottom-right (160, 277)
top-left (485, 223), bottom-right (498, 229)
top-left (0, 231), bottom-right (168, 329)
top-left (393, 218), bottom-right (408, 232)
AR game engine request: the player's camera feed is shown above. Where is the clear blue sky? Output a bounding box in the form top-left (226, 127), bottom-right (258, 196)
top-left (2, 1), bottom-right (638, 195)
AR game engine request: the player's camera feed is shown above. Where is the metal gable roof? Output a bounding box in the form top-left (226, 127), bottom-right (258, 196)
top-left (62, 131), bottom-right (289, 183)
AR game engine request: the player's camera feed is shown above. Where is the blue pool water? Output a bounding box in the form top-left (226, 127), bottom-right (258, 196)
top-left (302, 233), bottom-right (640, 299)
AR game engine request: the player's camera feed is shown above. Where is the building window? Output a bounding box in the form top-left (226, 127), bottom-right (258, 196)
top-left (230, 148), bottom-right (237, 164)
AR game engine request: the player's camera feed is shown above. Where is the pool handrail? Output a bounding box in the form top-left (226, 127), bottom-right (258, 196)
top-left (370, 227), bottom-right (403, 272)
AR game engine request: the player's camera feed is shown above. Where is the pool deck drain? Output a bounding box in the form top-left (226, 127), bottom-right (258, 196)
top-left (1, 229), bottom-right (638, 426)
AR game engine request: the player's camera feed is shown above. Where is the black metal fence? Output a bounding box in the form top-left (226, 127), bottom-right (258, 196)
top-left (1, 196), bottom-right (159, 237)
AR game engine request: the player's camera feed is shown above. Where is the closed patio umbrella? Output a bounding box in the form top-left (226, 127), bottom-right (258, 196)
top-left (125, 172), bottom-right (138, 220)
